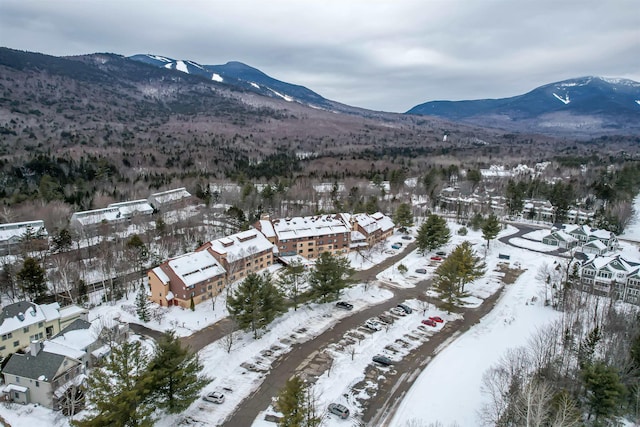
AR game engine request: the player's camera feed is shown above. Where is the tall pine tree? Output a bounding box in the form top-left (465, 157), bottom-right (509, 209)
top-left (73, 341), bottom-right (155, 427)
top-left (276, 375), bottom-right (321, 427)
top-left (416, 214), bottom-right (450, 254)
top-left (227, 273), bottom-right (285, 338)
top-left (393, 203), bottom-right (414, 232)
top-left (135, 284), bottom-right (150, 322)
top-left (481, 214), bottom-right (501, 250)
top-left (308, 252), bottom-right (353, 303)
top-left (17, 257), bottom-right (47, 301)
top-left (147, 331), bottom-right (208, 414)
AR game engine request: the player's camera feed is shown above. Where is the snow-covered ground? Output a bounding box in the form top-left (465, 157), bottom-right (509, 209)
top-left (621, 193), bottom-right (640, 242)
top-left (2, 212), bottom-right (640, 427)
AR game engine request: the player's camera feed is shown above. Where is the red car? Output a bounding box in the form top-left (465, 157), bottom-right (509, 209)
top-left (421, 319), bottom-right (437, 327)
top-left (429, 316), bottom-right (444, 323)
top-left (430, 256), bottom-right (442, 261)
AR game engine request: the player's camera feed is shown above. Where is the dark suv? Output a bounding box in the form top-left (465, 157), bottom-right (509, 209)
top-left (373, 355), bottom-right (393, 366)
top-left (336, 301), bottom-right (353, 310)
top-left (397, 303), bottom-right (412, 314)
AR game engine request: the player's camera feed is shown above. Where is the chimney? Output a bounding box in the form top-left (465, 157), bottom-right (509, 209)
top-left (30, 341), bottom-right (42, 357)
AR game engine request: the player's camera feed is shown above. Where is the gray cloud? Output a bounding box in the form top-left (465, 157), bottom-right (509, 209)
top-left (1, 0), bottom-right (638, 112)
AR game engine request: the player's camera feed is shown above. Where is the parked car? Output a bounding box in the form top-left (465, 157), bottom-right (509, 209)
top-left (335, 301), bottom-right (353, 310)
top-left (429, 316), bottom-right (444, 323)
top-left (435, 251), bottom-right (447, 256)
top-left (391, 243), bottom-right (402, 250)
top-left (390, 307), bottom-right (407, 316)
top-left (397, 303), bottom-right (413, 314)
top-left (328, 403), bottom-right (350, 419)
top-left (415, 268), bottom-right (427, 274)
top-left (396, 242), bottom-right (403, 246)
top-left (421, 319), bottom-right (437, 327)
top-left (401, 235), bottom-right (412, 240)
top-left (203, 391), bottom-right (225, 404)
top-left (372, 355), bottom-right (393, 366)
top-left (430, 256), bottom-right (443, 261)
top-left (365, 319), bottom-right (383, 331)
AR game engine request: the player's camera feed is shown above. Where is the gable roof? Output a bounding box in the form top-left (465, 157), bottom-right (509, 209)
top-left (3, 351), bottom-right (69, 382)
top-left (0, 302), bottom-right (60, 335)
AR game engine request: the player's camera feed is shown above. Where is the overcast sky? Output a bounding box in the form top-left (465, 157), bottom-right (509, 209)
top-left (1, 0), bottom-right (638, 112)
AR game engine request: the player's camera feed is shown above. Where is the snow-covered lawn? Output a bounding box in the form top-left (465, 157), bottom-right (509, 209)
top-left (621, 193), bottom-right (640, 242)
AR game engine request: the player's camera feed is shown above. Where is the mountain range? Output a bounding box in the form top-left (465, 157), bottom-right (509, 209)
top-left (129, 54), bottom-right (640, 136)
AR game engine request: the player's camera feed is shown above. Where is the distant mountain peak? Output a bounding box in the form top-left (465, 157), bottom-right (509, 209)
top-left (407, 76), bottom-right (640, 136)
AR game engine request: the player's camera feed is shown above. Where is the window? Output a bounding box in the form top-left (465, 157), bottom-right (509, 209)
top-left (38, 322), bottom-right (43, 328)
top-left (159, 292), bottom-right (162, 297)
top-left (35, 381), bottom-right (39, 387)
top-left (23, 327), bottom-right (29, 333)
top-left (15, 377), bottom-right (19, 383)
top-left (13, 341), bottom-right (19, 348)
top-left (0, 346), bottom-right (5, 351)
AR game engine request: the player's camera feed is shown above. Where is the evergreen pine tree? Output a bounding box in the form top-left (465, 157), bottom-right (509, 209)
top-left (73, 341), bottom-right (155, 427)
top-left (190, 295), bottom-right (195, 311)
top-left (308, 252), bottom-right (353, 303)
top-left (147, 331), bottom-right (208, 414)
top-left (227, 273), bottom-right (285, 338)
top-left (135, 284), bottom-right (150, 322)
top-left (481, 214), bottom-right (501, 249)
top-left (581, 361), bottom-right (626, 422)
top-left (416, 214), bottom-right (450, 254)
top-left (276, 375), bottom-right (321, 427)
top-left (277, 261), bottom-right (306, 310)
top-left (17, 257), bottom-right (47, 301)
top-left (433, 241), bottom-right (485, 310)
top-left (393, 203), bottom-right (414, 232)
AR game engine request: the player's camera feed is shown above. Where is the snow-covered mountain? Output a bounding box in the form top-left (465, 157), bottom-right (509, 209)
top-left (129, 54), bottom-right (333, 109)
top-left (406, 77), bottom-right (640, 135)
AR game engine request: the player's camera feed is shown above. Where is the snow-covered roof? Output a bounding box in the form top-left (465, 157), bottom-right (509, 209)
top-left (583, 240), bottom-right (607, 250)
top-left (70, 207), bottom-right (122, 226)
top-left (207, 229), bottom-right (275, 261)
top-left (91, 344), bottom-right (111, 359)
top-left (107, 199), bottom-right (154, 216)
top-left (351, 231), bottom-right (366, 242)
top-left (257, 220), bottom-right (276, 239)
top-left (313, 182), bottom-right (345, 194)
top-left (3, 384), bottom-right (28, 393)
top-left (152, 266), bottom-right (170, 284)
top-left (168, 251), bottom-right (226, 288)
top-left (149, 187), bottom-right (192, 205)
top-left (0, 220), bottom-right (47, 243)
top-left (0, 302), bottom-right (60, 335)
top-left (352, 212), bottom-right (394, 235)
top-left (58, 305), bottom-right (87, 321)
top-left (272, 215), bottom-right (350, 240)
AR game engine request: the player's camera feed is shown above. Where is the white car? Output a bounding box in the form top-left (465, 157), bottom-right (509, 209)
top-left (203, 391), bottom-right (225, 404)
top-left (390, 307), bottom-right (407, 316)
top-left (365, 319), bottom-right (383, 331)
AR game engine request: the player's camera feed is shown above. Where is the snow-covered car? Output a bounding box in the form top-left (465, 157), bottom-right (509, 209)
top-left (390, 307), bottom-right (407, 316)
top-left (203, 391), bottom-right (225, 404)
top-left (365, 319), bottom-right (383, 331)
top-left (415, 268), bottom-right (427, 274)
top-left (429, 316), bottom-right (444, 323)
top-left (391, 243), bottom-right (402, 250)
top-left (328, 403), bottom-right (350, 419)
top-left (401, 235), bottom-right (412, 240)
top-left (372, 355), bottom-right (393, 366)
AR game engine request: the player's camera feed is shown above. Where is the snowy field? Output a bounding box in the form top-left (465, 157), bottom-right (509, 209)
top-left (621, 193), bottom-right (640, 242)
top-left (2, 212), bottom-right (640, 427)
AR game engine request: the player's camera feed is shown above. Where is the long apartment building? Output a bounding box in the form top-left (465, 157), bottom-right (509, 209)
top-left (148, 229), bottom-right (275, 308)
top-left (148, 212), bottom-right (394, 308)
top-left (579, 254), bottom-right (640, 305)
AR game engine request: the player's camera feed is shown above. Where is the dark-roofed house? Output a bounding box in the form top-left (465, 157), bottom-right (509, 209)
top-left (1, 342), bottom-right (85, 409)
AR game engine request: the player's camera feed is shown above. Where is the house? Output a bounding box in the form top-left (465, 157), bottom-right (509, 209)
top-left (69, 200), bottom-right (155, 235)
top-left (0, 302), bottom-right (88, 360)
top-left (541, 230), bottom-right (578, 249)
top-left (200, 229), bottom-right (275, 284)
top-left (107, 199), bottom-right (154, 219)
top-left (581, 239), bottom-right (608, 255)
top-left (43, 318), bottom-right (129, 368)
top-left (257, 214), bottom-right (351, 258)
top-left (579, 254), bottom-right (640, 304)
top-left (148, 250), bottom-right (226, 308)
top-left (1, 341), bottom-right (85, 410)
top-left (564, 224), bottom-right (618, 252)
top-left (0, 220), bottom-right (49, 256)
